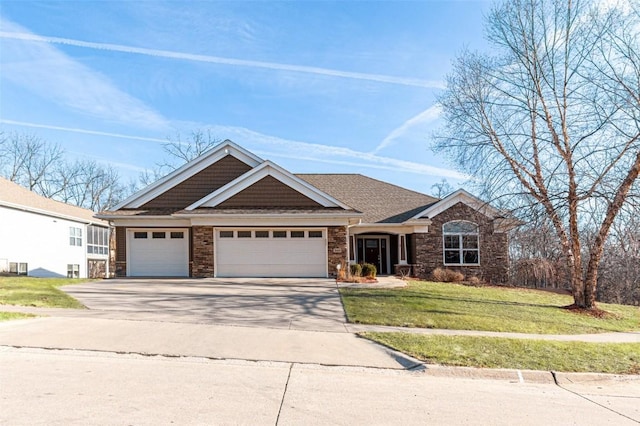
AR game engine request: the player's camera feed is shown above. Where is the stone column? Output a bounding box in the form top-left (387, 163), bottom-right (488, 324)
top-left (192, 226), bottom-right (214, 277)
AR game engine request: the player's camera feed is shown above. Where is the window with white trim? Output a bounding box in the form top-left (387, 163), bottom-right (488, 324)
top-left (69, 227), bottom-right (82, 246)
top-left (67, 264), bottom-right (80, 278)
top-left (9, 262), bottom-right (28, 275)
top-left (87, 226), bottom-right (109, 255)
top-left (443, 221), bottom-right (479, 265)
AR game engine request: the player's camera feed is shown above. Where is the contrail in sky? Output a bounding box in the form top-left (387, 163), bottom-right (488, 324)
top-left (0, 119), bottom-right (168, 144)
top-left (0, 31), bottom-right (445, 89)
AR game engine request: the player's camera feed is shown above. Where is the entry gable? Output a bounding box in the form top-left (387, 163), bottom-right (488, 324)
top-left (187, 161), bottom-right (352, 210)
top-left (412, 189), bottom-right (502, 220)
top-left (111, 140), bottom-right (263, 210)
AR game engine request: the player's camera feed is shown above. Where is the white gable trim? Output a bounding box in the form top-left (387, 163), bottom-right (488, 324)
top-left (111, 140), bottom-right (263, 210)
top-left (187, 161), bottom-right (352, 210)
top-left (411, 189), bottom-right (501, 220)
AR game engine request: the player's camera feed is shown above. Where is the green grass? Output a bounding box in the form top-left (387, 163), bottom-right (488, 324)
top-left (362, 332), bottom-right (640, 374)
top-left (0, 276), bottom-right (86, 309)
top-left (340, 281), bottom-right (640, 334)
top-left (0, 312), bottom-right (36, 321)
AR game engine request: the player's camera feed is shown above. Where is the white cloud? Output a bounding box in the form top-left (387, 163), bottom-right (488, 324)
top-left (372, 104), bottom-right (442, 154)
top-left (0, 18), bottom-right (169, 130)
top-left (0, 119), bottom-right (168, 144)
top-left (3, 118), bottom-right (466, 180)
top-left (204, 123), bottom-right (466, 179)
top-left (0, 30), bottom-right (445, 89)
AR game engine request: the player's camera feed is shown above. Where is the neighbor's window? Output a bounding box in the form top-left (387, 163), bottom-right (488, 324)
top-left (69, 227), bottom-right (82, 246)
top-left (9, 262), bottom-right (28, 275)
top-left (67, 264), bottom-right (80, 278)
top-left (443, 221), bottom-right (479, 265)
top-left (87, 226), bottom-right (109, 255)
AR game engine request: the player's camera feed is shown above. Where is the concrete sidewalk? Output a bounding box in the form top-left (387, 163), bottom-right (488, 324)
top-left (0, 316), bottom-right (416, 369)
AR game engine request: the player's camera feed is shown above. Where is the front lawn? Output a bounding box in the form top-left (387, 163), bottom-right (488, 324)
top-left (340, 281), bottom-right (640, 334)
top-left (363, 332), bottom-right (640, 374)
top-left (0, 276), bottom-right (86, 309)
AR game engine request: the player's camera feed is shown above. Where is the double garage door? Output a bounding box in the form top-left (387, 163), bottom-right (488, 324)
top-left (127, 228), bottom-right (327, 278)
top-left (215, 229), bottom-right (327, 278)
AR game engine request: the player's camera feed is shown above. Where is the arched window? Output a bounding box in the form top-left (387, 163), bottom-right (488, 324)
top-left (443, 221), bottom-right (479, 265)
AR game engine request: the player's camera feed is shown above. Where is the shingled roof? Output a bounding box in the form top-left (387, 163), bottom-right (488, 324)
top-left (296, 174), bottom-right (438, 224)
top-left (0, 177), bottom-right (107, 225)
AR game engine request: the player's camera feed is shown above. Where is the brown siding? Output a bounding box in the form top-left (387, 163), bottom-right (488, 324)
top-left (414, 202), bottom-right (509, 283)
top-left (142, 155), bottom-right (252, 209)
top-left (217, 175), bottom-right (323, 209)
top-left (192, 226), bottom-right (214, 277)
top-left (115, 226), bottom-right (126, 277)
top-left (328, 226), bottom-right (348, 278)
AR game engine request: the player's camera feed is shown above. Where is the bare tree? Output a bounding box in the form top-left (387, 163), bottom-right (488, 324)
top-left (0, 132), bottom-right (64, 190)
top-left (435, 0), bottom-right (640, 309)
top-left (52, 160), bottom-right (125, 211)
top-left (137, 129), bottom-right (222, 188)
top-left (0, 132), bottom-right (127, 211)
top-left (430, 178), bottom-right (455, 198)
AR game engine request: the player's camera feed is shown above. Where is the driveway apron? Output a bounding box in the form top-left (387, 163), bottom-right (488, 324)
top-left (62, 278), bottom-right (348, 331)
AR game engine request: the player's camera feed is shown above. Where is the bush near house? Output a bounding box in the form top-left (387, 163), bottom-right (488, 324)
top-left (432, 267), bottom-right (464, 283)
top-left (350, 263), bottom-right (362, 277)
top-left (361, 263), bottom-right (377, 278)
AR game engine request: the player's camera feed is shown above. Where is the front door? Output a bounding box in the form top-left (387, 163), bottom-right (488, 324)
top-left (364, 239), bottom-right (380, 270)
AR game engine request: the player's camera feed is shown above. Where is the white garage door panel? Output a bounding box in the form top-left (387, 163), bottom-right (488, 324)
top-left (216, 230), bottom-right (327, 278)
top-left (128, 229), bottom-right (189, 277)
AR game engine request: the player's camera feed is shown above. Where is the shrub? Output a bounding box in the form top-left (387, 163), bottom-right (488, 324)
top-left (350, 263), bottom-right (362, 277)
top-left (467, 276), bottom-right (482, 286)
top-left (432, 267), bottom-right (464, 283)
top-left (361, 263), bottom-right (377, 278)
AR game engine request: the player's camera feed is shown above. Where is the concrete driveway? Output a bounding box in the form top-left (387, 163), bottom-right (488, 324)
top-left (62, 278), bottom-right (348, 331)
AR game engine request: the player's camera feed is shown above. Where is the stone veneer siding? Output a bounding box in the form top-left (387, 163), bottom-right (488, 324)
top-left (113, 226), bottom-right (126, 277)
top-left (192, 226), bottom-right (215, 277)
top-left (327, 226), bottom-right (348, 278)
top-left (414, 202), bottom-right (509, 283)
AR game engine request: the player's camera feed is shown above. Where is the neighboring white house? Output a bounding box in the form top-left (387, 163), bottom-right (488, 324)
top-left (0, 177), bottom-right (110, 278)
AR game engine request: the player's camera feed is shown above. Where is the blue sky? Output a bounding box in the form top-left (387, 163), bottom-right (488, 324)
top-left (0, 1), bottom-right (491, 195)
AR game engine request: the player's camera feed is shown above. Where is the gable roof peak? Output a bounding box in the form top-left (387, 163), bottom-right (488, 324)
top-left (187, 159), bottom-right (353, 210)
top-left (110, 139), bottom-right (263, 211)
top-left (412, 188), bottom-right (502, 220)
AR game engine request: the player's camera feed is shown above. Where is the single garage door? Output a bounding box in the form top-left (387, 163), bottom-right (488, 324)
top-left (215, 228), bottom-right (327, 278)
top-left (128, 229), bottom-right (189, 277)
